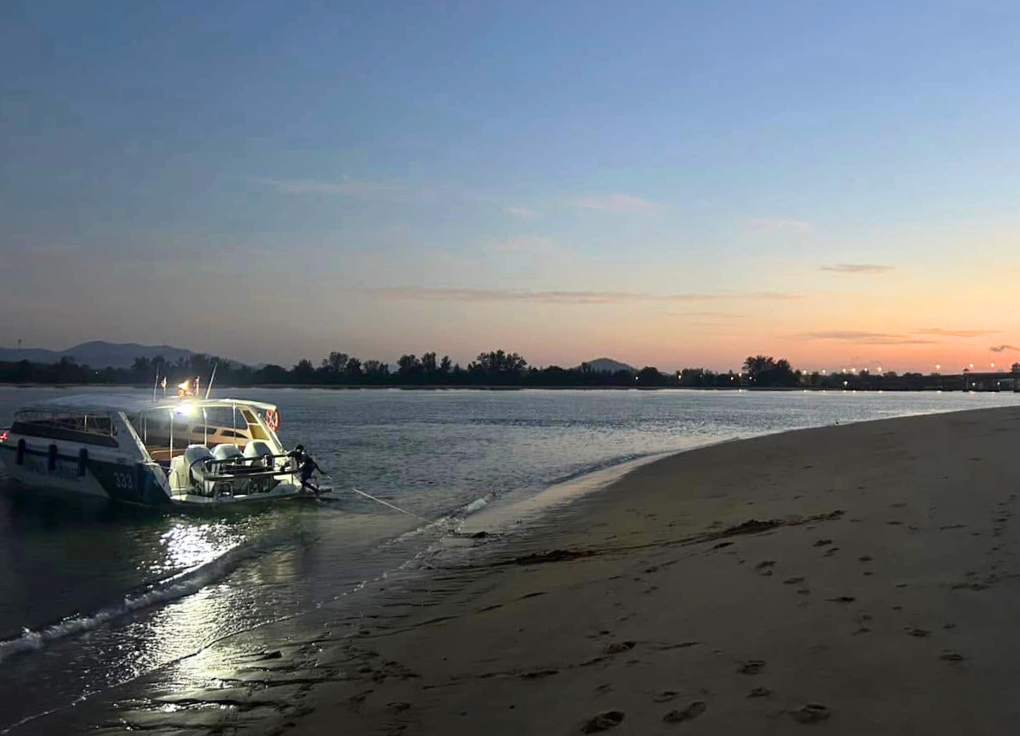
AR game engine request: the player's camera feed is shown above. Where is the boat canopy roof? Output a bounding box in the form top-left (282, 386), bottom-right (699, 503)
top-left (17, 394), bottom-right (278, 415)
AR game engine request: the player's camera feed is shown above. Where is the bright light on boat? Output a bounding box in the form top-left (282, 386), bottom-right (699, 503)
top-left (176, 402), bottom-right (199, 417)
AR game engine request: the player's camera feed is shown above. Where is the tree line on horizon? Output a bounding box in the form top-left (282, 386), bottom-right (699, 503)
top-left (0, 350), bottom-right (1010, 391)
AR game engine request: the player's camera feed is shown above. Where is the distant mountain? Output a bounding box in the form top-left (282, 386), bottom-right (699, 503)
top-left (0, 341), bottom-right (195, 369)
top-left (579, 357), bottom-right (636, 374)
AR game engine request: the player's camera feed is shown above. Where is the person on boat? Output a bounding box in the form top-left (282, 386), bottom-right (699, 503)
top-left (289, 445), bottom-right (323, 495)
top-left (288, 444), bottom-right (306, 466)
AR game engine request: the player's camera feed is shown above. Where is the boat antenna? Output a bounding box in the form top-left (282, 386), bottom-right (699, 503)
top-left (205, 360), bottom-right (218, 399)
top-left (153, 367), bottom-right (160, 402)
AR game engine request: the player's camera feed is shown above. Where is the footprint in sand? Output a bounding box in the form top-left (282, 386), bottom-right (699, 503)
top-left (790, 704), bottom-right (831, 723)
top-left (940, 651), bottom-right (965, 662)
top-left (662, 701), bottom-right (707, 723)
top-left (905, 628), bottom-right (930, 638)
top-left (756, 561), bottom-right (776, 575)
top-left (581, 710), bottom-right (625, 733)
top-left (827, 596), bottom-right (856, 603)
top-left (520, 668), bottom-right (559, 680)
top-left (604, 641), bottom-right (636, 655)
top-left (739, 660), bottom-right (766, 675)
top-left (783, 576), bottom-right (806, 585)
top-left (748, 687), bottom-right (772, 698)
top-left (653, 690), bottom-right (679, 703)
top-left (813, 539), bottom-right (833, 547)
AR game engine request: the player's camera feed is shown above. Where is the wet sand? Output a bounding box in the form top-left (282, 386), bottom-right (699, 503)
top-left (56, 405), bottom-right (1020, 734)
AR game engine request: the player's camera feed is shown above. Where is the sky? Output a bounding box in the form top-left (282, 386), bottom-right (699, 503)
top-left (3, 0), bottom-right (1020, 372)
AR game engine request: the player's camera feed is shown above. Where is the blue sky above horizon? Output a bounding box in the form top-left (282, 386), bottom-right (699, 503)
top-left (3, 0), bottom-right (1020, 371)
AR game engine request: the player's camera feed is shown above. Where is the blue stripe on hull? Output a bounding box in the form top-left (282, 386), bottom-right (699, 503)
top-left (1, 444), bottom-right (171, 506)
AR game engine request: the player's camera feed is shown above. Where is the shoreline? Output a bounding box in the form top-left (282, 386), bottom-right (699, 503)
top-left (21, 404), bottom-right (1020, 734)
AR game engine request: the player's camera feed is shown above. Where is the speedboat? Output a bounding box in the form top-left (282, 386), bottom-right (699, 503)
top-left (0, 391), bottom-right (330, 507)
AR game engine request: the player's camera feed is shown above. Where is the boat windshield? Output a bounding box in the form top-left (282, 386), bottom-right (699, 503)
top-left (129, 403), bottom-right (274, 464)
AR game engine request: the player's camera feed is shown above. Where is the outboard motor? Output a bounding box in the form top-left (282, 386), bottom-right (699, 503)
top-left (184, 444), bottom-right (214, 485)
top-left (243, 440), bottom-right (274, 468)
top-left (211, 444), bottom-right (244, 462)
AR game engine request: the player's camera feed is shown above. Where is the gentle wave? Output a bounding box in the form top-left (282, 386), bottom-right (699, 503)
top-left (0, 537), bottom-right (272, 663)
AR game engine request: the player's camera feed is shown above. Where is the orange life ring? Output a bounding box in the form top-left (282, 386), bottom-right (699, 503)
top-left (266, 409), bottom-right (280, 432)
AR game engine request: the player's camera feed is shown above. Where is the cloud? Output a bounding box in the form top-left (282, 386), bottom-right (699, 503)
top-left (665, 310), bottom-right (744, 319)
top-left (503, 206), bottom-right (538, 220)
top-left (990, 344), bottom-right (1020, 353)
top-left (254, 176), bottom-right (398, 198)
top-left (369, 287), bottom-right (801, 305)
top-left (571, 194), bottom-right (659, 214)
top-left (804, 327), bottom-right (995, 345)
top-left (749, 218), bottom-right (812, 235)
top-left (489, 236), bottom-right (560, 256)
top-left (917, 328), bottom-right (997, 338)
top-left (802, 330), bottom-right (935, 345)
top-left (819, 264), bottom-right (894, 274)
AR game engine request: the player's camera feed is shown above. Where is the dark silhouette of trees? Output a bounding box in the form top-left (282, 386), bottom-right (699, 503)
top-left (0, 348), bottom-right (997, 392)
top-left (466, 350), bottom-right (529, 385)
top-left (743, 355), bottom-right (799, 387)
top-left (324, 352), bottom-right (349, 373)
top-left (255, 364), bottom-right (289, 383)
top-left (397, 354), bottom-right (421, 380)
top-left (292, 359), bottom-right (316, 383)
top-left (635, 366), bottom-right (667, 387)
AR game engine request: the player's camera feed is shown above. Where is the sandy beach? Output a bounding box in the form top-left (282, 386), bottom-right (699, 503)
top-left (63, 405), bottom-right (1020, 735)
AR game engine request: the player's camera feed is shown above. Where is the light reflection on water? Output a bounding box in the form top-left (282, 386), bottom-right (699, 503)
top-left (156, 523), bottom-right (242, 575)
top-left (1, 386), bottom-right (1019, 731)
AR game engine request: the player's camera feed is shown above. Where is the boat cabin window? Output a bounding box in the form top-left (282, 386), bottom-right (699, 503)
top-left (132, 404), bottom-right (266, 463)
top-left (203, 406), bottom-right (251, 434)
top-left (12, 410), bottom-right (119, 447)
